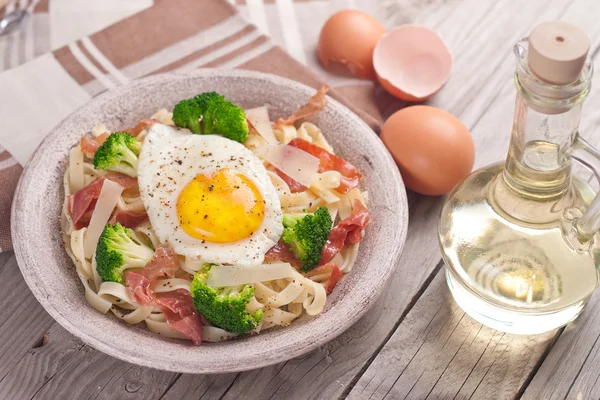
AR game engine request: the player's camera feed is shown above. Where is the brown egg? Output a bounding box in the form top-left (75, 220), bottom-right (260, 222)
top-left (317, 10), bottom-right (386, 79)
top-left (380, 106), bottom-right (474, 196)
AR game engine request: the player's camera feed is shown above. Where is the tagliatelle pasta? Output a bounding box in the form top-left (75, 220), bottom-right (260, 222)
top-left (310, 171), bottom-right (342, 204)
top-left (62, 91), bottom-right (369, 345)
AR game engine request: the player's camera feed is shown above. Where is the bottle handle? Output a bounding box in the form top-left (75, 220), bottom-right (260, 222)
top-left (569, 133), bottom-right (600, 241)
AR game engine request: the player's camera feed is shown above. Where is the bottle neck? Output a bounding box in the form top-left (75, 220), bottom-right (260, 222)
top-left (502, 39), bottom-right (592, 200)
top-left (503, 91), bottom-right (581, 199)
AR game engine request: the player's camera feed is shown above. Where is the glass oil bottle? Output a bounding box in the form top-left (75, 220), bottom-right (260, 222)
top-left (438, 21), bottom-right (600, 334)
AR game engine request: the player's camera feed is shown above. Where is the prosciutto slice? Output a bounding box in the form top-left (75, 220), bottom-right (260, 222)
top-left (325, 264), bottom-right (344, 294)
top-left (276, 86), bottom-right (329, 126)
top-left (140, 245), bottom-right (179, 281)
top-left (155, 289), bottom-right (203, 345)
top-left (69, 173), bottom-right (137, 229)
top-left (265, 241), bottom-right (301, 268)
top-left (273, 168), bottom-right (308, 193)
top-left (125, 119), bottom-right (157, 137)
top-left (124, 245), bottom-right (179, 303)
top-left (125, 272), bottom-right (154, 306)
top-left (109, 210), bottom-right (148, 229)
top-left (81, 132), bottom-right (110, 156)
top-left (287, 138), bottom-right (362, 194)
top-left (320, 200), bottom-right (370, 265)
top-left (312, 262), bottom-right (343, 294)
top-left (124, 246), bottom-right (202, 344)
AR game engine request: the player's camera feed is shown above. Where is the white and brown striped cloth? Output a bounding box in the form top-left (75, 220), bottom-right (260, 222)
top-left (0, 0), bottom-right (393, 252)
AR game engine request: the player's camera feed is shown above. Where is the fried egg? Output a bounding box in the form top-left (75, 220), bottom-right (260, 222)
top-left (138, 124), bottom-right (283, 265)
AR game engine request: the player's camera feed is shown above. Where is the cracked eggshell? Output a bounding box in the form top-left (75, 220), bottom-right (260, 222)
top-left (374, 25), bottom-right (452, 101)
top-left (317, 10), bottom-right (386, 79)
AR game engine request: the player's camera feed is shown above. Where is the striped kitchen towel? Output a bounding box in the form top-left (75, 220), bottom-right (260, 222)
top-left (0, 0), bottom-right (387, 252)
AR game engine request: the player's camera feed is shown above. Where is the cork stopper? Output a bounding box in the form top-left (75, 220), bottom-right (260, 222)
top-left (528, 21), bottom-right (590, 85)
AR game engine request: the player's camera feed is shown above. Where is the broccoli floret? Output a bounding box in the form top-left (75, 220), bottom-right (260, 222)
top-left (93, 132), bottom-right (141, 177)
top-left (95, 223), bottom-right (154, 283)
top-left (191, 264), bottom-right (263, 334)
top-left (172, 92), bottom-right (249, 143)
top-left (281, 207), bottom-right (333, 272)
top-left (194, 91), bottom-right (221, 111)
top-left (201, 95), bottom-right (249, 143)
top-left (172, 97), bottom-right (205, 134)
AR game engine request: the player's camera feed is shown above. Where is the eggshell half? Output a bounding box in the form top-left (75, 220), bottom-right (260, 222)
top-left (374, 25), bottom-right (452, 101)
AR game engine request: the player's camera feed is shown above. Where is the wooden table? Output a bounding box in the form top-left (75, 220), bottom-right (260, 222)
top-left (3, 0), bottom-right (600, 398)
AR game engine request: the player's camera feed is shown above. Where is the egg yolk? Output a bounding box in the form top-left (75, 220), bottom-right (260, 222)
top-left (176, 169), bottom-right (265, 243)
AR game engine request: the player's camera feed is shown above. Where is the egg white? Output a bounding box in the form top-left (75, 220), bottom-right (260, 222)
top-left (137, 124), bottom-right (283, 265)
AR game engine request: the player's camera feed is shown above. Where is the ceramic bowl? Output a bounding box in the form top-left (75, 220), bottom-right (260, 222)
top-left (11, 69), bottom-right (408, 373)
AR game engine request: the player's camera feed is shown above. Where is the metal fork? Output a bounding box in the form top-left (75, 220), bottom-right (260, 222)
top-left (0, 2), bottom-right (28, 36)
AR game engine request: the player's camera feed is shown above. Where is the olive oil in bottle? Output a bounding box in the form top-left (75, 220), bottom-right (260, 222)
top-left (439, 21), bottom-right (600, 334)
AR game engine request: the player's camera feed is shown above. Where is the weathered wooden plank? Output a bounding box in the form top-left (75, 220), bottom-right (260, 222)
top-left (0, 320), bottom-right (178, 400)
top-left (0, 323), bottom-right (85, 399)
top-left (522, 290), bottom-right (600, 400)
top-left (0, 254), bottom-right (55, 380)
top-left (160, 373), bottom-right (239, 399)
top-left (0, 250), bottom-right (13, 268)
top-left (346, 270), bottom-right (557, 400)
top-left (22, 329), bottom-right (179, 400)
top-left (565, 331), bottom-right (600, 400)
top-left (92, 363), bottom-right (178, 400)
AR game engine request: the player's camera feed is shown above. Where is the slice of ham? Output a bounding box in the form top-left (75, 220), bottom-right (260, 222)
top-left (123, 246), bottom-right (202, 344)
top-left (311, 262), bottom-right (343, 294)
top-left (140, 245), bottom-right (179, 281)
top-left (273, 167), bottom-right (308, 193)
top-left (69, 173), bottom-right (137, 229)
top-left (109, 210), bottom-right (148, 229)
top-left (276, 86), bottom-right (329, 127)
top-left (320, 200), bottom-right (370, 265)
top-left (155, 289), bottom-right (203, 345)
top-left (125, 272), bottom-right (154, 306)
top-left (265, 241), bottom-right (301, 268)
top-left (81, 132), bottom-right (110, 156)
top-left (288, 138), bottom-right (362, 194)
top-left (74, 208), bottom-right (95, 230)
top-left (125, 119), bottom-right (157, 137)
top-left (325, 264), bottom-right (343, 294)
top-left (124, 245), bottom-right (179, 302)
